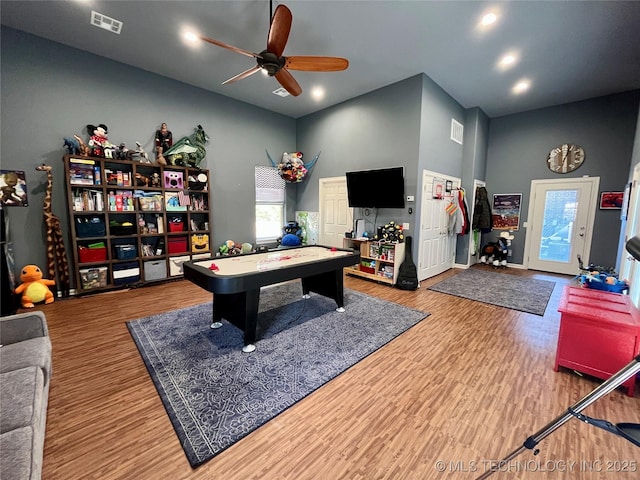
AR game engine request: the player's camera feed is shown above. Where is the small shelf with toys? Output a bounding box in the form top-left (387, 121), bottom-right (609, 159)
top-left (343, 222), bottom-right (406, 286)
top-left (64, 154), bottom-right (211, 294)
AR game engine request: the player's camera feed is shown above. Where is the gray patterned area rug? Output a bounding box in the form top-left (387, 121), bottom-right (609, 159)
top-left (428, 268), bottom-right (555, 316)
top-left (127, 282), bottom-right (427, 468)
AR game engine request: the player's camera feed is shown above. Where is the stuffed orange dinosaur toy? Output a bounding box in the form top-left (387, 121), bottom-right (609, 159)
top-left (14, 265), bottom-right (56, 308)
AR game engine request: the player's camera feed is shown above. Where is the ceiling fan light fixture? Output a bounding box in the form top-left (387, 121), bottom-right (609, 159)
top-left (183, 31), bottom-right (199, 44)
top-left (199, 3), bottom-right (348, 97)
top-left (257, 51), bottom-right (285, 76)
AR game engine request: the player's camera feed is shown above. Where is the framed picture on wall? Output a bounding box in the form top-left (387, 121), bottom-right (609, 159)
top-left (445, 180), bottom-right (453, 193)
top-left (599, 191), bottom-right (623, 210)
top-left (433, 178), bottom-right (444, 199)
top-left (0, 170), bottom-right (28, 207)
top-left (491, 193), bottom-right (522, 230)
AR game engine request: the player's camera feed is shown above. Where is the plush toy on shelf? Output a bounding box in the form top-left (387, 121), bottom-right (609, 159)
top-left (374, 221), bottom-right (404, 243)
top-left (86, 123), bottom-right (116, 158)
top-left (14, 264), bottom-right (56, 308)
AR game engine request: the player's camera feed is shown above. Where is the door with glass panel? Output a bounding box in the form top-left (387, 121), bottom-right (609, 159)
top-left (526, 178), bottom-right (599, 275)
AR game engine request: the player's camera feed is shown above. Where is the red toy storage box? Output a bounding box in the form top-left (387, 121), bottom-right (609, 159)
top-left (555, 286), bottom-right (640, 396)
top-left (78, 246), bottom-right (107, 263)
top-left (168, 221), bottom-right (184, 232)
top-left (167, 237), bottom-right (188, 254)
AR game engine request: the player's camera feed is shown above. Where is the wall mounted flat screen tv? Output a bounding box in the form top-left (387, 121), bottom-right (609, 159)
top-left (346, 167), bottom-right (405, 208)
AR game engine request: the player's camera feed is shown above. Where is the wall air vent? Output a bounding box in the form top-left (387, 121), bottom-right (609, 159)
top-left (90, 11), bottom-right (123, 34)
top-left (450, 119), bottom-right (464, 145)
top-left (272, 87), bottom-right (291, 98)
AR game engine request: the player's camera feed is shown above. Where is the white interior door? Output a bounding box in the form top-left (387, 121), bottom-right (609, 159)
top-left (418, 170), bottom-right (460, 280)
top-left (525, 177), bottom-right (599, 275)
top-left (468, 179), bottom-right (486, 265)
top-left (620, 163), bottom-right (640, 307)
top-left (319, 177), bottom-right (352, 247)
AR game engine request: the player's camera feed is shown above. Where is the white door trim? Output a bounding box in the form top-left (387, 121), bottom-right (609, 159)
top-left (620, 163), bottom-right (640, 307)
top-left (467, 179), bottom-right (486, 267)
top-left (523, 177), bottom-right (600, 273)
top-left (417, 169), bottom-right (461, 280)
top-left (319, 176), bottom-right (353, 247)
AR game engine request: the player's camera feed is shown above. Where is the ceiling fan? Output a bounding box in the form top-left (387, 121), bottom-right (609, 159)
top-left (200, 1), bottom-right (349, 97)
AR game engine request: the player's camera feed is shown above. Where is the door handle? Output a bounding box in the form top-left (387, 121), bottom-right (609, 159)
top-left (579, 233), bottom-right (584, 237)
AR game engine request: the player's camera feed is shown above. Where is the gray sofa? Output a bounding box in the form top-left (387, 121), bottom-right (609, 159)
top-left (0, 311), bottom-right (52, 480)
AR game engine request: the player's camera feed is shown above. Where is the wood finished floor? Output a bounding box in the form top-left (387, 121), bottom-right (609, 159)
top-left (32, 265), bottom-right (639, 479)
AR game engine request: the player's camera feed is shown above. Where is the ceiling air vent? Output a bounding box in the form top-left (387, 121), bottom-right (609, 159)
top-left (450, 119), bottom-right (464, 145)
top-left (272, 87), bottom-right (291, 98)
top-left (90, 11), bottom-right (123, 34)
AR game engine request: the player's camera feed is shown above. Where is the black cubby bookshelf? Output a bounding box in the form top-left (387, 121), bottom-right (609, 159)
top-left (63, 155), bottom-right (212, 294)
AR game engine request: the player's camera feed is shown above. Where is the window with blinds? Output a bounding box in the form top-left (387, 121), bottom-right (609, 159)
top-left (255, 166), bottom-right (285, 242)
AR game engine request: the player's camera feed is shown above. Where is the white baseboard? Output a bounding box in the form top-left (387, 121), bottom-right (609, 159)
top-left (454, 262), bottom-right (525, 270)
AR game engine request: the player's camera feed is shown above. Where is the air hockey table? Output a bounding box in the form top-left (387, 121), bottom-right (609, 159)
top-left (183, 245), bottom-right (360, 352)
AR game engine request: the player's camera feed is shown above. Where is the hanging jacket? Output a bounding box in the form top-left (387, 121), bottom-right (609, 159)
top-left (473, 186), bottom-right (492, 233)
top-left (458, 189), bottom-right (470, 235)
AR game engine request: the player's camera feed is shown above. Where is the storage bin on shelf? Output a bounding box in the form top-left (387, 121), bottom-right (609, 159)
top-left (79, 266), bottom-right (108, 290)
top-left (113, 262), bottom-right (140, 286)
top-left (168, 220), bottom-right (184, 232)
top-left (144, 260), bottom-right (167, 281)
top-left (360, 259), bottom-right (376, 274)
top-left (169, 255), bottom-right (190, 276)
top-left (114, 244), bottom-right (137, 260)
top-left (78, 243), bottom-right (107, 263)
top-left (191, 234), bottom-right (209, 253)
top-left (167, 236), bottom-right (188, 254)
top-left (76, 217), bottom-right (106, 237)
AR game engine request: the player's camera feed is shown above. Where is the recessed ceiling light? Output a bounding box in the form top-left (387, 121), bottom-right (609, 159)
top-left (512, 79), bottom-right (531, 94)
top-left (497, 52), bottom-right (519, 71)
top-left (310, 87), bottom-right (325, 101)
top-left (481, 12), bottom-right (498, 27)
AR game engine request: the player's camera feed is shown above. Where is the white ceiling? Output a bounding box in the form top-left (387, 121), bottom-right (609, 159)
top-left (2, 0), bottom-right (639, 119)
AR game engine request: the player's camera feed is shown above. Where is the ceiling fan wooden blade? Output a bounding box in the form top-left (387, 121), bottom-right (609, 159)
top-left (267, 4), bottom-right (292, 57)
top-left (275, 68), bottom-right (302, 97)
top-left (200, 36), bottom-right (261, 59)
top-left (222, 66), bottom-right (262, 85)
top-left (285, 56), bottom-right (349, 72)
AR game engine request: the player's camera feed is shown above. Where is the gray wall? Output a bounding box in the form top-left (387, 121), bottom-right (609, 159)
top-left (296, 73), bottom-right (470, 263)
top-left (417, 74), bottom-right (466, 178)
top-left (2, 27), bottom-right (638, 288)
top-left (296, 75), bottom-right (423, 237)
top-left (1, 28), bottom-right (295, 282)
top-left (455, 107), bottom-right (489, 264)
top-left (416, 74), bottom-right (467, 262)
top-left (486, 91), bottom-right (640, 267)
